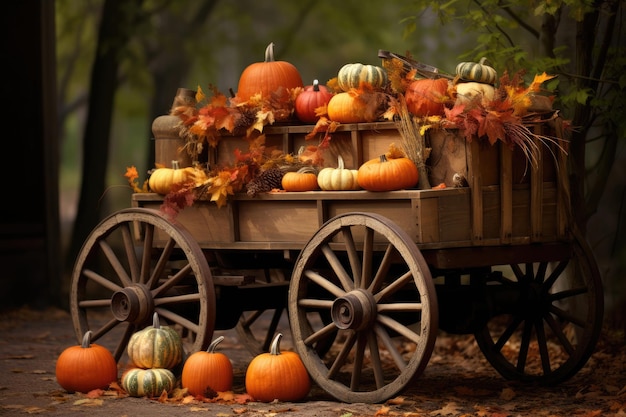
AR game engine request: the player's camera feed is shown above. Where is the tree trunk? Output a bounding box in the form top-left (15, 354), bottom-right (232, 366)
top-left (65, 0), bottom-right (145, 291)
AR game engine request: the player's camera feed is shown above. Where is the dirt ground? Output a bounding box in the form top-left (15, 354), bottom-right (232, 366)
top-left (0, 306), bottom-right (624, 417)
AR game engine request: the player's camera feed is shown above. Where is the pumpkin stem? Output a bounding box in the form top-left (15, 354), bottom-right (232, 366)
top-left (379, 154), bottom-right (389, 163)
top-left (479, 57), bottom-right (489, 66)
top-left (269, 333), bottom-right (283, 355)
top-left (81, 330), bottom-right (93, 348)
top-left (171, 160), bottom-right (180, 170)
top-left (337, 155), bottom-right (345, 170)
top-left (152, 312), bottom-right (160, 329)
top-left (207, 335), bottom-right (225, 353)
top-left (264, 42), bottom-right (275, 62)
top-left (313, 79), bottom-right (319, 92)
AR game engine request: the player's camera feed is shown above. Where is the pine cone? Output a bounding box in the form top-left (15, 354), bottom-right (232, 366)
top-left (246, 167), bottom-right (284, 197)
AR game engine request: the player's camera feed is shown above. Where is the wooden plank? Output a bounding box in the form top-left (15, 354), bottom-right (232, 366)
top-left (530, 128), bottom-right (544, 242)
top-left (467, 139), bottom-right (484, 244)
top-left (500, 144), bottom-right (513, 244)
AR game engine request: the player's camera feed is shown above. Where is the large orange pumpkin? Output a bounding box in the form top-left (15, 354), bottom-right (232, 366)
top-left (405, 78), bottom-right (449, 117)
top-left (245, 333), bottom-right (310, 402)
top-left (55, 331), bottom-right (118, 393)
top-left (357, 154), bottom-right (419, 191)
top-left (236, 42), bottom-right (303, 101)
top-left (182, 336), bottom-right (233, 396)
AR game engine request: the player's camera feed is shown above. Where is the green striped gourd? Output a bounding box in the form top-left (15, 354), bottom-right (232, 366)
top-left (337, 63), bottom-right (387, 91)
top-left (127, 312), bottom-right (183, 369)
top-left (455, 57), bottom-right (497, 85)
top-left (121, 367), bottom-right (176, 397)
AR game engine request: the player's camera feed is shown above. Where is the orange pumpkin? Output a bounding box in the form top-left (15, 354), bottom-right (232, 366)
top-left (357, 154), bottom-right (419, 191)
top-left (281, 167), bottom-right (319, 192)
top-left (327, 91), bottom-right (373, 123)
top-left (245, 333), bottom-right (310, 402)
top-left (405, 78), bottom-right (449, 117)
top-left (182, 336), bottom-right (233, 396)
top-left (55, 331), bottom-right (118, 393)
top-left (294, 79), bottom-right (333, 124)
top-left (236, 42), bottom-right (303, 101)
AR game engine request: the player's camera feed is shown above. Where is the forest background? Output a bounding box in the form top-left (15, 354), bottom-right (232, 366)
top-left (55, 0), bottom-right (625, 328)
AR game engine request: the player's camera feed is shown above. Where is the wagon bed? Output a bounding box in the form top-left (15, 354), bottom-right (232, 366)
top-left (71, 120), bottom-right (603, 403)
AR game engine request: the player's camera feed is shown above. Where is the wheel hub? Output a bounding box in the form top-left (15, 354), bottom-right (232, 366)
top-left (331, 289), bottom-right (377, 331)
top-left (110, 284), bottom-right (155, 324)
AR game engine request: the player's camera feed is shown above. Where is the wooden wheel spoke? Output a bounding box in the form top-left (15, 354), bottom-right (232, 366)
top-left (377, 302), bottom-right (422, 313)
top-left (98, 240), bottom-right (133, 287)
top-left (78, 298), bottom-right (111, 308)
top-left (549, 304), bottom-right (586, 328)
top-left (550, 286), bottom-right (588, 301)
top-left (368, 243), bottom-right (394, 294)
top-left (374, 324), bottom-right (407, 371)
top-left (516, 321), bottom-right (533, 372)
top-left (83, 268), bottom-right (123, 293)
top-left (327, 331), bottom-right (356, 379)
top-left (341, 227), bottom-right (362, 289)
top-left (298, 298), bottom-right (334, 310)
top-left (367, 332), bottom-right (385, 389)
top-left (534, 262), bottom-right (548, 283)
top-left (374, 270), bottom-right (413, 303)
top-left (494, 316), bottom-right (523, 351)
top-left (240, 310), bottom-right (263, 327)
top-left (155, 307), bottom-right (200, 335)
top-left (535, 319), bottom-right (552, 374)
top-left (525, 263), bottom-right (534, 281)
top-left (377, 314), bottom-right (420, 344)
top-left (90, 316), bottom-right (123, 342)
top-left (544, 313), bottom-right (575, 355)
top-left (263, 307), bottom-right (285, 352)
top-left (304, 269), bottom-right (345, 298)
top-left (120, 222), bottom-right (140, 283)
top-left (146, 237), bottom-right (176, 289)
top-left (542, 260), bottom-right (569, 290)
top-left (321, 244), bottom-right (354, 292)
top-left (360, 227), bottom-right (374, 289)
top-left (154, 292), bottom-right (201, 305)
top-left (303, 322), bottom-right (337, 346)
top-left (140, 223), bottom-right (154, 284)
top-left (152, 263), bottom-right (192, 298)
top-left (351, 333), bottom-right (367, 391)
top-left (113, 323), bottom-right (136, 362)
top-left (510, 263), bottom-right (525, 282)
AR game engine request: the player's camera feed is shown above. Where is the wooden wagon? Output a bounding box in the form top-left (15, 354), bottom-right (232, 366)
top-left (70, 119), bottom-right (604, 403)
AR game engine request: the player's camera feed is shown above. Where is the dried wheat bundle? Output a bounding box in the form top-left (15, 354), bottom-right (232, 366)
top-left (395, 96), bottom-right (431, 189)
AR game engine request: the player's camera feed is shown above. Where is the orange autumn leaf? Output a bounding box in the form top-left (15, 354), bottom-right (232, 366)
top-left (207, 170), bottom-right (236, 208)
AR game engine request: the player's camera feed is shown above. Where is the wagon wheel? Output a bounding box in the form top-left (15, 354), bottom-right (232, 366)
top-left (474, 231), bottom-right (604, 384)
top-left (235, 269), bottom-right (334, 356)
top-left (236, 269), bottom-right (291, 355)
top-left (289, 212), bottom-right (438, 403)
top-left (70, 208), bottom-right (216, 363)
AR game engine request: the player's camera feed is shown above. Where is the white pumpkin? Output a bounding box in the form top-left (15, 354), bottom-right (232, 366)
top-left (455, 82), bottom-right (496, 106)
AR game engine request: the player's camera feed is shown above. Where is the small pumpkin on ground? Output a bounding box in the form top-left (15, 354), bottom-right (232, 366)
top-left (182, 336), bottom-right (234, 396)
top-left (295, 79), bottom-right (333, 124)
top-left (281, 167), bottom-right (319, 192)
top-left (245, 333), bottom-right (310, 402)
top-left (236, 42), bottom-right (303, 102)
top-left (121, 367), bottom-right (176, 397)
top-left (357, 151), bottom-right (419, 192)
top-left (317, 155), bottom-right (360, 191)
top-left (127, 312), bottom-right (183, 370)
top-left (337, 63), bottom-right (388, 91)
top-left (55, 330), bottom-right (118, 393)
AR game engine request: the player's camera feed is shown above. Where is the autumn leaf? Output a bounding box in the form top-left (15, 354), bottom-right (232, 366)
top-left (207, 170), bottom-right (235, 208)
